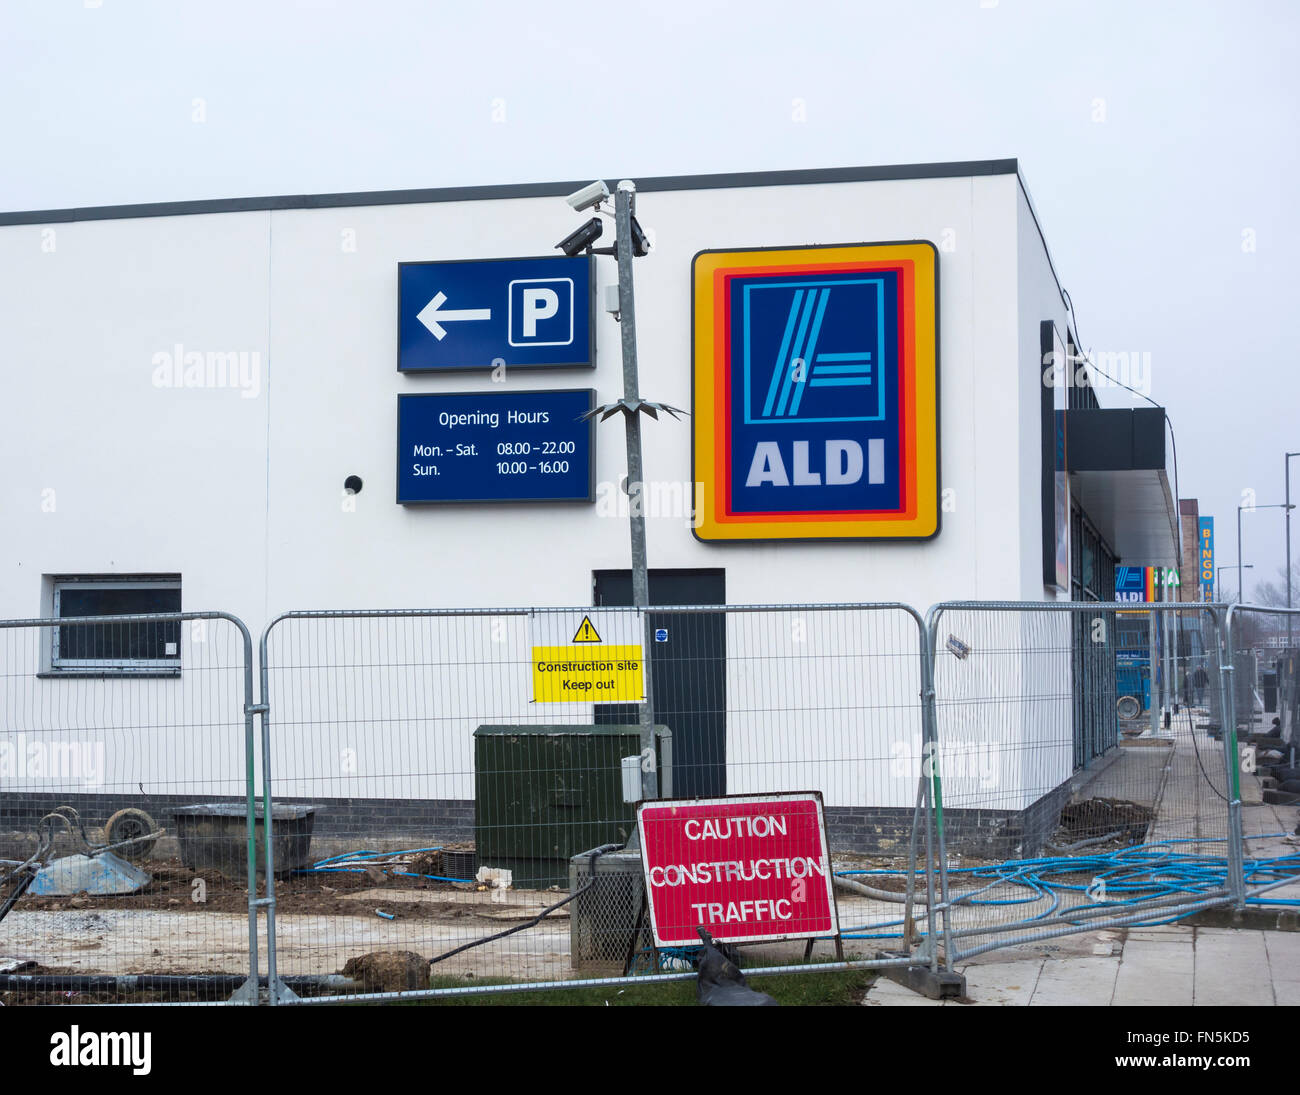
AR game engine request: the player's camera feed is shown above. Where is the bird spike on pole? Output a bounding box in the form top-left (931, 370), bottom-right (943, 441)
top-left (582, 397), bottom-right (688, 423)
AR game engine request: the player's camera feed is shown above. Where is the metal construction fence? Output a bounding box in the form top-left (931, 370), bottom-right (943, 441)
top-left (256, 604), bottom-right (931, 1002)
top-left (3, 600), bottom-right (1296, 1005)
top-left (923, 601), bottom-right (1243, 966)
top-left (0, 612), bottom-right (261, 1003)
top-left (1222, 605), bottom-right (1300, 915)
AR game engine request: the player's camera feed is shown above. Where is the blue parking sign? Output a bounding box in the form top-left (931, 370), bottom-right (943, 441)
top-left (399, 255), bottom-right (594, 371)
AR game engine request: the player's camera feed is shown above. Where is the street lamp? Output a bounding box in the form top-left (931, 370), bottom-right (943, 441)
top-left (1237, 502), bottom-right (1295, 607)
top-left (1217, 563), bottom-right (1252, 602)
top-left (1287, 452), bottom-right (1299, 642)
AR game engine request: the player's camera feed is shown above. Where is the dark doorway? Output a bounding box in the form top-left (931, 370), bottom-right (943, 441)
top-left (592, 569), bottom-right (727, 799)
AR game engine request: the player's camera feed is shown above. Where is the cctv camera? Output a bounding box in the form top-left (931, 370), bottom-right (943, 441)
top-left (629, 215), bottom-right (652, 257)
top-left (556, 217), bottom-right (603, 256)
top-left (566, 180), bottom-right (610, 212)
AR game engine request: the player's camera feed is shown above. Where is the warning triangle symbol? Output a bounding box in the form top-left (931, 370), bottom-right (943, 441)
top-left (572, 616), bottom-right (602, 643)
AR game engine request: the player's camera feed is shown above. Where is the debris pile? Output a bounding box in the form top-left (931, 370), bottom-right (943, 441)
top-left (341, 951), bottom-right (430, 993)
top-left (1052, 798), bottom-right (1153, 851)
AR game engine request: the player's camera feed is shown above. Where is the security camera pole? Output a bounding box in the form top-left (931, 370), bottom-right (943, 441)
top-left (618, 182), bottom-right (656, 802)
top-left (580, 180), bottom-right (684, 802)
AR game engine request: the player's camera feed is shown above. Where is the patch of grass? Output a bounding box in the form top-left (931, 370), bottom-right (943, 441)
top-left (419, 965), bottom-right (877, 1006)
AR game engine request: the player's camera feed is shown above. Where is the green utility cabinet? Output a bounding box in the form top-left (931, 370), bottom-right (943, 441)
top-left (473, 724), bottom-right (672, 889)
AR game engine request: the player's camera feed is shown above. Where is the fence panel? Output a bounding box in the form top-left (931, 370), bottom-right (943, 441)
top-left (6, 599), bottom-right (1280, 1003)
top-left (258, 604), bottom-right (934, 1002)
top-left (1224, 606), bottom-right (1300, 911)
top-left (0, 613), bottom-right (257, 1005)
top-left (925, 601), bottom-right (1240, 964)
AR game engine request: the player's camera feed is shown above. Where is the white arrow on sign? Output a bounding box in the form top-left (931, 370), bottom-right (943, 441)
top-left (416, 291), bottom-right (492, 341)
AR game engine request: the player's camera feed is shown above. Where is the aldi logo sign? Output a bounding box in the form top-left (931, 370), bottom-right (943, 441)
top-left (1115, 565), bottom-right (1152, 603)
top-left (745, 278), bottom-right (889, 425)
top-left (692, 243), bottom-right (939, 541)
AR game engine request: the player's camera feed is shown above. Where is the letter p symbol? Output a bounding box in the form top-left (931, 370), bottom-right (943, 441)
top-left (510, 278), bottom-right (572, 346)
top-left (522, 288), bottom-right (559, 336)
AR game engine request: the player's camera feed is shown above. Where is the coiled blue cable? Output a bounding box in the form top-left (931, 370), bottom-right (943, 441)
top-left (835, 833), bottom-right (1300, 931)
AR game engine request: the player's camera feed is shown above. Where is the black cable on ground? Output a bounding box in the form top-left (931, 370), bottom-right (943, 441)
top-left (426, 843), bottom-right (622, 968)
top-left (1185, 699), bottom-right (1230, 802)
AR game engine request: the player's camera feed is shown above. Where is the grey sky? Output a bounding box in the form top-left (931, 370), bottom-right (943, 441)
top-left (2, 0), bottom-right (1295, 596)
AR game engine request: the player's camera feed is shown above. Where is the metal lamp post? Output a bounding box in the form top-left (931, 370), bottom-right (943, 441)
top-left (1237, 506), bottom-right (1243, 609)
top-left (1217, 563), bottom-right (1252, 602)
top-left (1238, 502), bottom-right (1294, 608)
top-left (1287, 452), bottom-right (1299, 643)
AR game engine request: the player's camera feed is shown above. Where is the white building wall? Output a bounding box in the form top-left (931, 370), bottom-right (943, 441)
top-left (1011, 186), bottom-right (1080, 800)
top-left (0, 212), bottom-right (272, 629)
top-left (1, 172), bottom-right (1044, 631)
top-left (264, 177), bottom-right (1002, 619)
top-left (0, 168), bottom-right (1076, 812)
top-left (1015, 184), bottom-right (1074, 602)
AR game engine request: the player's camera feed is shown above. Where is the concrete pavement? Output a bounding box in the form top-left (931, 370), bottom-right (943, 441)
top-left (863, 923), bottom-right (1300, 1006)
top-left (863, 708), bottom-right (1300, 1007)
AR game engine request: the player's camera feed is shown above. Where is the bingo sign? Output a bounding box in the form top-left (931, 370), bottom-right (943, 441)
top-left (1199, 517), bottom-right (1215, 600)
top-left (637, 793), bottom-right (839, 946)
top-left (692, 242), bottom-right (939, 541)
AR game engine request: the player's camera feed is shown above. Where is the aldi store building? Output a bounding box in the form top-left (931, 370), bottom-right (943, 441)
top-left (0, 159), bottom-right (1180, 855)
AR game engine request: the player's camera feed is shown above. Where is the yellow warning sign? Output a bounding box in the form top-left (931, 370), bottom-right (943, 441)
top-left (532, 645), bottom-right (644, 703)
top-left (572, 616), bottom-right (602, 643)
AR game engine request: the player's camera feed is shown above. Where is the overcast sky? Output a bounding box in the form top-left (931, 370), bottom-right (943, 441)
top-left (2, 0), bottom-right (1295, 598)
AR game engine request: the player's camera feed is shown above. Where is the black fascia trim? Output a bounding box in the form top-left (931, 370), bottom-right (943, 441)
top-left (1041, 320), bottom-right (1058, 589)
top-left (0, 159), bottom-right (1019, 226)
top-left (1065, 408), bottom-right (1168, 472)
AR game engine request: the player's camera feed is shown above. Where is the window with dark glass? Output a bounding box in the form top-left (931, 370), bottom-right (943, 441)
top-left (51, 577), bottom-right (181, 671)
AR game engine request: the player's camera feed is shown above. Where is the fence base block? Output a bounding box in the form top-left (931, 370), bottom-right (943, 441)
top-left (227, 976), bottom-right (304, 1005)
top-left (269, 978), bottom-right (302, 1005)
top-left (875, 956), bottom-right (967, 1000)
top-left (228, 977), bottom-right (260, 1005)
top-left (1185, 906), bottom-right (1300, 932)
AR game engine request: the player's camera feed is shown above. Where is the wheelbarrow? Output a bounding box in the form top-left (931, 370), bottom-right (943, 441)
top-left (0, 806), bottom-right (164, 922)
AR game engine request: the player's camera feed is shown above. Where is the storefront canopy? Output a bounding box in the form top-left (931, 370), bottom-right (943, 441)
top-left (1067, 407), bottom-right (1179, 568)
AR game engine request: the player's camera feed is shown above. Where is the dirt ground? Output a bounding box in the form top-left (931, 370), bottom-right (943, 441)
top-left (15, 852), bottom-right (495, 920)
top-left (2, 844), bottom-right (1104, 1001)
top-left (1056, 797), bottom-right (1155, 845)
top-left (1, 850), bottom-right (904, 994)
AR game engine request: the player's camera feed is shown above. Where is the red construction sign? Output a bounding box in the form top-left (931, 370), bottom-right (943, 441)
top-left (637, 792), bottom-right (839, 946)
